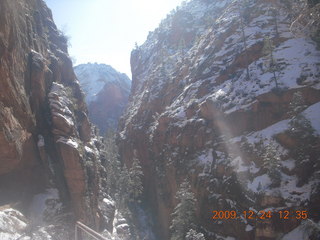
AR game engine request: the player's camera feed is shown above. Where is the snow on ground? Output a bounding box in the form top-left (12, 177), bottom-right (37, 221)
top-left (247, 174), bottom-right (272, 192)
top-left (227, 102), bottom-right (319, 204)
top-left (231, 156), bottom-right (260, 174)
top-left (231, 102), bottom-right (319, 147)
top-left (281, 159), bottom-right (295, 171)
top-left (281, 226), bottom-right (306, 240)
top-left (281, 221), bottom-right (315, 240)
top-left (198, 148), bottom-right (214, 165)
top-left (0, 208), bottom-right (27, 240)
top-left (245, 224), bottom-right (254, 232)
top-left (273, 38), bottom-right (320, 88)
top-left (29, 188), bottom-right (62, 225)
top-left (174, 106), bottom-right (186, 119)
top-left (303, 102), bottom-right (320, 135)
top-left (246, 171), bottom-right (313, 205)
top-left (203, 28), bottom-right (320, 115)
top-left (231, 118), bottom-right (290, 147)
top-left (247, 120), bottom-right (289, 142)
top-left (279, 173), bottom-right (312, 206)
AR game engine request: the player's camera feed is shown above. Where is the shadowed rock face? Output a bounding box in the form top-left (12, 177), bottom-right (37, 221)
top-left (75, 63), bottom-right (131, 135)
top-left (0, 0), bottom-right (103, 228)
top-left (119, 0), bottom-right (320, 239)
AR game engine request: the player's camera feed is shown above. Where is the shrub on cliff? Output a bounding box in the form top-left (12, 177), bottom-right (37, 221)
top-left (186, 229), bottom-right (206, 240)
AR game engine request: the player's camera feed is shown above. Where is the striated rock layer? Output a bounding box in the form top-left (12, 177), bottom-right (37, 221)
top-left (75, 63), bottom-right (131, 135)
top-left (0, 0), bottom-right (103, 229)
top-left (119, 0), bottom-right (320, 239)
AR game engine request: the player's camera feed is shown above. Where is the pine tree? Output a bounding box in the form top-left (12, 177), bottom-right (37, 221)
top-left (106, 153), bottom-right (121, 196)
top-left (288, 91), bottom-right (314, 139)
top-left (263, 36), bottom-right (279, 89)
top-left (287, 91), bottom-right (315, 167)
top-left (170, 180), bottom-right (196, 240)
top-left (262, 143), bottom-right (281, 187)
top-left (240, 0), bottom-right (252, 24)
top-left (240, 136), bottom-right (253, 157)
top-left (185, 229), bottom-right (206, 240)
top-left (128, 157), bottom-right (144, 203)
top-left (116, 166), bottom-right (130, 210)
top-left (290, 111), bottom-right (314, 139)
top-left (134, 42), bottom-right (139, 50)
top-left (239, 0), bottom-right (251, 80)
top-left (288, 91), bottom-right (306, 117)
top-left (178, 37), bottom-right (186, 56)
top-left (269, 8), bottom-right (279, 38)
top-left (102, 132), bottom-right (122, 197)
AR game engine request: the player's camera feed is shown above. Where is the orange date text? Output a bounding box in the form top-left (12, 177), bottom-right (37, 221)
top-left (212, 210), bottom-right (308, 220)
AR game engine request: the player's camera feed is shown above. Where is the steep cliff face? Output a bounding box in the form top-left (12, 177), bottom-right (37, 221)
top-left (119, 0), bottom-right (320, 239)
top-left (75, 63), bottom-right (131, 135)
top-left (0, 0), bottom-right (102, 231)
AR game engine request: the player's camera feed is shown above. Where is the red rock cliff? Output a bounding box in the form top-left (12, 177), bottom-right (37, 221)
top-left (119, 0), bottom-right (320, 239)
top-left (0, 0), bottom-right (102, 229)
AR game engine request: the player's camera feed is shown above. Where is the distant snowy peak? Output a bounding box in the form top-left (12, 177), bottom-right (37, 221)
top-left (74, 63), bottom-right (131, 103)
top-left (74, 63), bottom-right (131, 134)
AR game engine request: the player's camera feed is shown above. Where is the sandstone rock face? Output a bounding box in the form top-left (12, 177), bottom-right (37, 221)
top-left (119, 0), bottom-right (320, 239)
top-left (0, 0), bottom-right (103, 229)
top-left (75, 63), bottom-right (131, 135)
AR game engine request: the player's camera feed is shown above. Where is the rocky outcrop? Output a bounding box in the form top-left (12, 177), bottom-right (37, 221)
top-left (75, 63), bottom-right (131, 135)
top-left (0, 0), bottom-right (103, 231)
top-left (119, 0), bottom-right (320, 239)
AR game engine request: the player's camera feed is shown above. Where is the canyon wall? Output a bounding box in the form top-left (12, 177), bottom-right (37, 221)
top-left (118, 0), bottom-right (320, 239)
top-left (0, 0), bottom-right (103, 229)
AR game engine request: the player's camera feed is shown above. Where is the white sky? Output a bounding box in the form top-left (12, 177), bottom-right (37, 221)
top-left (44, 0), bottom-right (185, 78)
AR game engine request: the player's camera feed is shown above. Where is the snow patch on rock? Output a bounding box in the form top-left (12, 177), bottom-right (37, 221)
top-left (29, 188), bottom-right (62, 225)
top-left (56, 137), bottom-right (79, 149)
top-left (303, 102), bottom-right (320, 135)
top-left (0, 208), bottom-right (27, 239)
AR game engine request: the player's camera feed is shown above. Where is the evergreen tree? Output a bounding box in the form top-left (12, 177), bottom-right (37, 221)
top-left (287, 91), bottom-right (315, 169)
top-left (134, 41), bottom-right (139, 50)
top-left (262, 143), bottom-right (281, 187)
top-left (239, 0), bottom-right (251, 80)
top-left (178, 37), bottom-right (187, 56)
top-left (185, 229), bottom-right (206, 240)
top-left (290, 113), bottom-right (314, 139)
top-left (116, 166), bottom-right (130, 210)
top-left (269, 8), bottom-right (279, 38)
top-left (288, 91), bottom-right (306, 117)
top-left (288, 91), bottom-right (314, 139)
top-left (128, 157), bottom-right (144, 203)
top-left (239, 0), bottom-right (252, 24)
top-left (170, 180), bottom-right (196, 240)
top-left (240, 136), bottom-right (253, 157)
top-left (102, 132), bottom-right (122, 197)
top-left (263, 36), bottom-right (279, 89)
